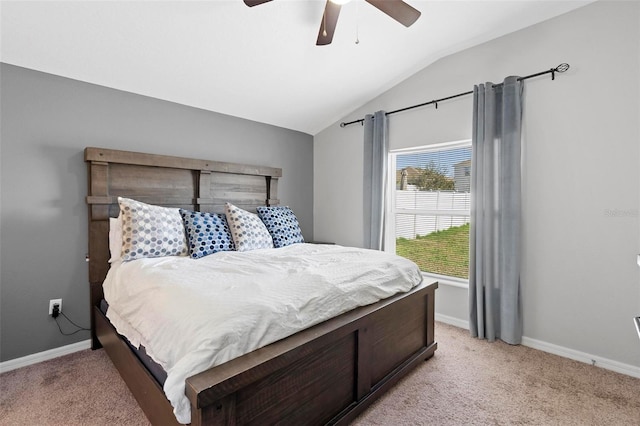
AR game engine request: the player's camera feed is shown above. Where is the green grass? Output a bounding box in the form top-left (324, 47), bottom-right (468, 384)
top-left (396, 223), bottom-right (469, 279)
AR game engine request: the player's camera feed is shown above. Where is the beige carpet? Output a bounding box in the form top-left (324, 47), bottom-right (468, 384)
top-left (353, 323), bottom-right (640, 425)
top-left (1, 322), bottom-right (639, 425)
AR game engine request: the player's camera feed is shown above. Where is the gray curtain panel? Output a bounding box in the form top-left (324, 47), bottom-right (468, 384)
top-left (363, 110), bottom-right (388, 250)
top-left (469, 76), bottom-right (523, 345)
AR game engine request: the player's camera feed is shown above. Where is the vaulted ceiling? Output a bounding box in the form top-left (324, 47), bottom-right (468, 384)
top-left (0, 1), bottom-right (593, 135)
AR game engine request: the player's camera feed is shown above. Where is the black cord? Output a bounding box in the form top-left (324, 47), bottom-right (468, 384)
top-left (53, 312), bottom-right (90, 336)
top-left (60, 312), bottom-right (90, 330)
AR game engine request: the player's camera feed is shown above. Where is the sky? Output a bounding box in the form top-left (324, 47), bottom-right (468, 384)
top-left (395, 146), bottom-right (471, 177)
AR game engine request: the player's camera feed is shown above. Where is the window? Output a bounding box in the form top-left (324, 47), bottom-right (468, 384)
top-left (386, 140), bottom-right (472, 282)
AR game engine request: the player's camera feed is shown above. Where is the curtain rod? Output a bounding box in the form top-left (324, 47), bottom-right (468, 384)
top-left (339, 63), bottom-right (570, 128)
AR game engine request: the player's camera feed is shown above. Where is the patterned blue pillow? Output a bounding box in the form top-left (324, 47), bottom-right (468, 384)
top-left (256, 206), bottom-right (305, 248)
top-left (179, 209), bottom-right (235, 259)
top-left (224, 203), bottom-right (274, 252)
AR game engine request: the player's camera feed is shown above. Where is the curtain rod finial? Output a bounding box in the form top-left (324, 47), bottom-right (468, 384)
top-left (551, 63), bottom-right (569, 81)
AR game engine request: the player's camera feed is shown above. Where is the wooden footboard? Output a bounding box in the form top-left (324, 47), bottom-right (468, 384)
top-left (186, 280), bottom-right (438, 426)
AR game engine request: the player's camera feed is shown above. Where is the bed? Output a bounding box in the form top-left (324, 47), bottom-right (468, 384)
top-left (85, 147), bottom-right (438, 425)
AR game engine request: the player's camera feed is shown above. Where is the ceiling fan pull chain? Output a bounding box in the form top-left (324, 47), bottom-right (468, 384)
top-left (355, 0), bottom-right (360, 44)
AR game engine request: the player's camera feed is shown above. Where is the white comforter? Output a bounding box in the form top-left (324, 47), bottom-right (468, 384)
top-left (103, 243), bottom-right (422, 424)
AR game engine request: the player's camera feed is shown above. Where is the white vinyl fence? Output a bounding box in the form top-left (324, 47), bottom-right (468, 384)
top-left (395, 190), bottom-right (471, 239)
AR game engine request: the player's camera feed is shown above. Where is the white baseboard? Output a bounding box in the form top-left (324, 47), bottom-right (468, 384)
top-left (521, 336), bottom-right (640, 379)
top-left (435, 313), bottom-right (470, 329)
top-left (3, 318), bottom-right (640, 380)
top-left (434, 314), bottom-right (640, 379)
top-left (0, 340), bottom-right (91, 374)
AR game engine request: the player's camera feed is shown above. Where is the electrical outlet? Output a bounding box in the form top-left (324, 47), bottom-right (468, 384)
top-left (49, 299), bottom-right (62, 316)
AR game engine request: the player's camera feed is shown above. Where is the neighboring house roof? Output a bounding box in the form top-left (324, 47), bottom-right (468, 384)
top-left (454, 159), bottom-right (472, 168)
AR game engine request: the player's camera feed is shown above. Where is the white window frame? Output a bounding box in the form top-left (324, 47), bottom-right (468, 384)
top-left (385, 139), bottom-right (471, 288)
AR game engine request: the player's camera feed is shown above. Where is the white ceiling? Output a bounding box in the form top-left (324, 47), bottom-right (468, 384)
top-left (1, 0), bottom-right (593, 135)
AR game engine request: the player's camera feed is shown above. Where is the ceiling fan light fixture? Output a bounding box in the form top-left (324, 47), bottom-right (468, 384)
top-left (246, 0), bottom-right (421, 45)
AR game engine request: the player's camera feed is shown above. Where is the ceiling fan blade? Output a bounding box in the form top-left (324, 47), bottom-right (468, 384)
top-left (316, 1), bottom-right (341, 46)
top-left (244, 0), bottom-right (273, 7)
top-left (365, 0), bottom-right (421, 27)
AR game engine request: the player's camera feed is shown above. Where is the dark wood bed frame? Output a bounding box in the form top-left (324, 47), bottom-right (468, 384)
top-left (85, 147), bottom-right (438, 426)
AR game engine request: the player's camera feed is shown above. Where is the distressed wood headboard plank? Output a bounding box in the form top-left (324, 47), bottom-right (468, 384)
top-left (85, 147), bottom-right (282, 177)
top-left (85, 147), bottom-right (282, 348)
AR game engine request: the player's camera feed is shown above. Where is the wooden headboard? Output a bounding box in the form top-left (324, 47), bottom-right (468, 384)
top-left (85, 147), bottom-right (282, 347)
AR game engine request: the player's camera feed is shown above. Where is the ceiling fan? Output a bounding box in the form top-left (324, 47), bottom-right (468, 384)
top-left (244, 0), bottom-right (421, 46)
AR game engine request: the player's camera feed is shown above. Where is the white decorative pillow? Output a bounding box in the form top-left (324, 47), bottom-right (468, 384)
top-left (108, 215), bottom-right (123, 263)
top-left (118, 197), bottom-right (188, 261)
top-left (224, 202), bottom-right (274, 252)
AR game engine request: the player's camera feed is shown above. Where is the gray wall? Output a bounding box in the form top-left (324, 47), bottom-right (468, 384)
top-left (315, 1), bottom-right (640, 368)
top-left (0, 63), bottom-right (313, 362)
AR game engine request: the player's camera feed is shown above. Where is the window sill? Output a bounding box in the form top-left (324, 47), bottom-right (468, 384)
top-left (421, 272), bottom-right (469, 289)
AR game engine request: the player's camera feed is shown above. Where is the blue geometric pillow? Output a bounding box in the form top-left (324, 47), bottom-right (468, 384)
top-left (179, 209), bottom-right (235, 259)
top-left (256, 206), bottom-right (305, 248)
